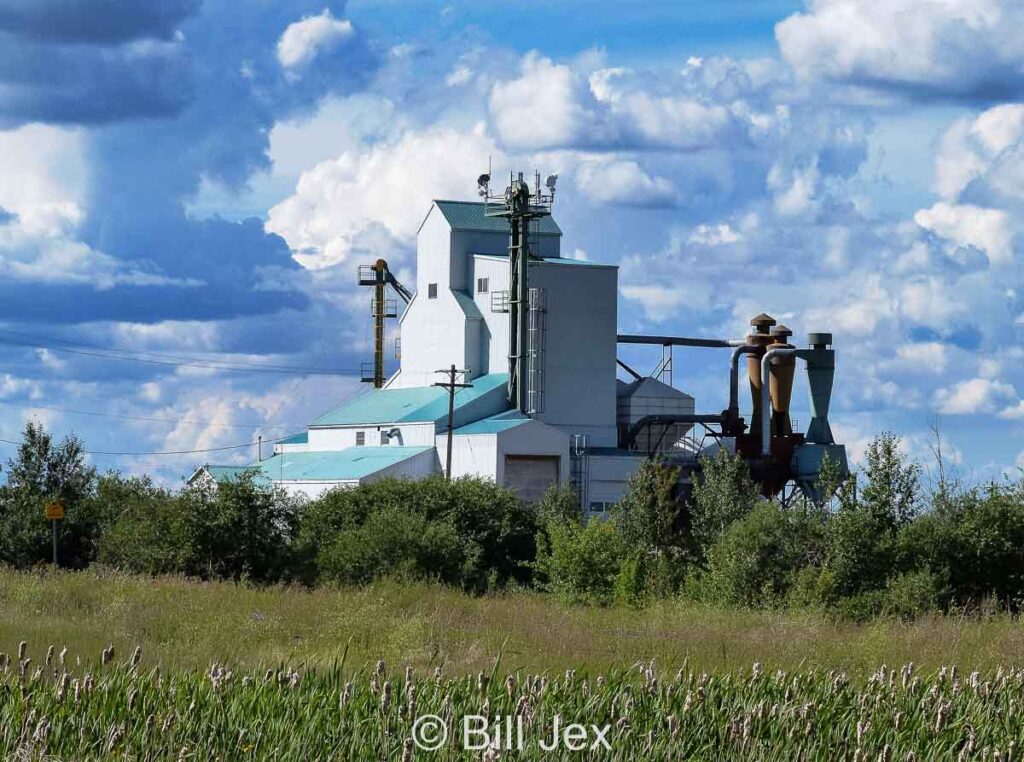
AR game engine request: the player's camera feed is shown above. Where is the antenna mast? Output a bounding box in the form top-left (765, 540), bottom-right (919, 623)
top-left (478, 169), bottom-right (557, 413)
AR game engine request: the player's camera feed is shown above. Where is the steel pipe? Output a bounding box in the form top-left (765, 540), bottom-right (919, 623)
top-left (761, 347), bottom-right (797, 456)
top-left (729, 344), bottom-right (758, 417)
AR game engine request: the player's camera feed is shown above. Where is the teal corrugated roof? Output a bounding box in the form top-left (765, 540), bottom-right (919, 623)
top-left (254, 447), bottom-right (433, 482)
top-left (277, 432), bottom-right (308, 445)
top-left (312, 373), bottom-right (508, 427)
top-left (205, 465), bottom-right (260, 480)
top-left (434, 200), bottom-right (561, 236)
top-left (454, 409), bottom-right (529, 435)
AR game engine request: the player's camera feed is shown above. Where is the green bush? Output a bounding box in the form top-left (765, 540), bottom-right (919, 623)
top-left (298, 476), bottom-right (537, 592)
top-left (99, 471), bottom-right (300, 582)
top-left (882, 569), bottom-right (942, 620)
top-left (702, 502), bottom-right (823, 608)
top-left (690, 449), bottom-right (761, 558)
top-left (538, 518), bottom-right (625, 605)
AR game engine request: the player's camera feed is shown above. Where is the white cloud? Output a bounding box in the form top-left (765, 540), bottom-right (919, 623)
top-left (445, 65), bottom-right (473, 87)
top-left (489, 53), bottom-right (606, 149)
top-left (575, 159), bottom-right (677, 207)
top-left (934, 104), bottom-right (1024, 203)
top-left (890, 342), bottom-right (949, 374)
top-left (689, 223), bottom-right (741, 247)
top-left (620, 284), bottom-right (692, 322)
top-left (776, 0), bottom-right (1024, 100)
top-left (914, 202), bottom-right (1014, 265)
top-left (277, 9), bottom-right (354, 70)
top-left (266, 126), bottom-right (501, 268)
top-left (935, 377), bottom-right (1016, 414)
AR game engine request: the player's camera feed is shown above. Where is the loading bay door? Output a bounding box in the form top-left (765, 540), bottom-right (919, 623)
top-left (503, 455), bottom-right (559, 502)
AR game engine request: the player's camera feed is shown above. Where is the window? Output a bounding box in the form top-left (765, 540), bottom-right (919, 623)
top-left (380, 430), bottom-right (389, 445)
top-left (355, 431), bottom-right (365, 446)
top-left (427, 283), bottom-right (438, 299)
top-left (477, 277), bottom-right (489, 293)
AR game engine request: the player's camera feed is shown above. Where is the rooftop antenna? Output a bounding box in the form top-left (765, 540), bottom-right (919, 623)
top-left (479, 165), bottom-right (557, 414)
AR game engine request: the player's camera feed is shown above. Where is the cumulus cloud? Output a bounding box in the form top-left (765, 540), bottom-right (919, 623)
top-left (914, 202), bottom-right (1014, 265)
top-left (575, 159), bottom-right (678, 207)
top-left (267, 127), bottom-right (501, 268)
top-left (277, 9), bottom-right (354, 70)
top-left (934, 103), bottom-right (1024, 206)
top-left (776, 0), bottom-right (1024, 101)
top-left (488, 53), bottom-right (775, 152)
top-left (935, 377), bottom-right (1016, 414)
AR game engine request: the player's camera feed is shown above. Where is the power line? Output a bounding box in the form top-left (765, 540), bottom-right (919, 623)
top-left (0, 329), bottom-right (360, 377)
top-left (0, 398), bottom-right (301, 430)
top-left (0, 436), bottom-right (270, 457)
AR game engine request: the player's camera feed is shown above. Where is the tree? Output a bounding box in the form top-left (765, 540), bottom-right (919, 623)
top-left (689, 448), bottom-right (760, 557)
top-left (0, 421), bottom-right (98, 567)
top-left (826, 433), bottom-right (920, 596)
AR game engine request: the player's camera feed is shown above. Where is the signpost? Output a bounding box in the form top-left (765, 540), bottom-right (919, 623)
top-left (45, 502), bottom-right (63, 566)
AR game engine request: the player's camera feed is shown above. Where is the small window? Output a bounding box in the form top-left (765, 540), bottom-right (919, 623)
top-left (428, 283), bottom-right (438, 299)
top-left (477, 277), bottom-right (489, 293)
top-left (355, 431), bottom-right (365, 446)
top-left (380, 431), bottom-right (389, 445)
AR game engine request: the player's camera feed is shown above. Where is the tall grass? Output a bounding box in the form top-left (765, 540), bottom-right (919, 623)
top-left (3, 568), bottom-right (1024, 676)
top-left (3, 642), bottom-right (1022, 759)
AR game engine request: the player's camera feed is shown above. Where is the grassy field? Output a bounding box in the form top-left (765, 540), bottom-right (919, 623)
top-left (3, 567), bottom-right (1024, 677)
top-left (6, 646), bottom-right (1023, 759)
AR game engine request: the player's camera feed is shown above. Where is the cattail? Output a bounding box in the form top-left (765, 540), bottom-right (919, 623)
top-left (102, 645), bottom-right (114, 666)
top-left (477, 671), bottom-right (488, 693)
top-left (131, 646), bottom-right (143, 669)
top-left (752, 662), bottom-right (763, 680)
top-left (381, 681), bottom-right (392, 713)
top-left (401, 738), bottom-right (413, 762)
top-left (340, 682), bottom-right (352, 708)
top-left (33, 717), bottom-right (50, 743)
top-left (935, 701), bottom-right (951, 733)
top-left (18, 641), bottom-right (27, 661)
top-left (506, 674), bottom-right (516, 698)
top-left (58, 647), bottom-right (67, 668)
top-left (45, 645), bottom-right (54, 667)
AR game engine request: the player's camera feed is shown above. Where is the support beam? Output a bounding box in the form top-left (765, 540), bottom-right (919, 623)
top-left (617, 334), bottom-right (734, 349)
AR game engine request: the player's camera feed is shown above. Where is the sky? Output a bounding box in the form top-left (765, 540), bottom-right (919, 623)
top-left (0, 0), bottom-right (1023, 485)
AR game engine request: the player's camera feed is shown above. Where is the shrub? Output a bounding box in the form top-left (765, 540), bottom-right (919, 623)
top-left (298, 476), bottom-right (537, 592)
top-left (882, 569), bottom-right (942, 620)
top-left (100, 471), bottom-right (300, 582)
top-left (702, 502), bottom-right (825, 608)
top-left (538, 518), bottom-right (625, 605)
top-left (690, 449), bottom-right (760, 558)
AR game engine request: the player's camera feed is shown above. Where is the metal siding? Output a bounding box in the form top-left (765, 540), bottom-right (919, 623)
top-left (503, 455), bottom-right (560, 502)
top-left (529, 262), bottom-right (619, 446)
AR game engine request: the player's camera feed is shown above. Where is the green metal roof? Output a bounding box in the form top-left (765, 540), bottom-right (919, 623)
top-left (312, 373), bottom-right (509, 427)
top-left (276, 432), bottom-right (308, 445)
top-left (253, 446), bottom-right (433, 482)
top-left (434, 200), bottom-right (562, 236)
top-left (453, 409), bottom-right (529, 435)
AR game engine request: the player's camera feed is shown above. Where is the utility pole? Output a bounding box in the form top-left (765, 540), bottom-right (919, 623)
top-left (433, 365), bottom-right (472, 480)
top-left (257, 435), bottom-right (263, 462)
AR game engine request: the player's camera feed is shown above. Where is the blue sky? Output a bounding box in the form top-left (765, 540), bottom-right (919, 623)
top-left (0, 0), bottom-right (1022, 485)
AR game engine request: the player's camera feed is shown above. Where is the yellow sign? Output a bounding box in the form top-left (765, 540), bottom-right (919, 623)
top-left (45, 503), bottom-right (64, 521)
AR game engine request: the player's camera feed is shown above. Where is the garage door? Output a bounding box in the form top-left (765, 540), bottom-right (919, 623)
top-left (503, 455), bottom-right (559, 502)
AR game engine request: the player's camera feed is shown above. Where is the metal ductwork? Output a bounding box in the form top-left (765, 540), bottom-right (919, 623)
top-left (803, 332), bottom-right (836, 445)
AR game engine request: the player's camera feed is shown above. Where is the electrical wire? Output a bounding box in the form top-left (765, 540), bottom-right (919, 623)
top-left (0, 437), bottom-right (270, 457)
top-left (0, 329), bottom-right (358, 377)
top-left (0, 398), bottom-right (301, 430)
